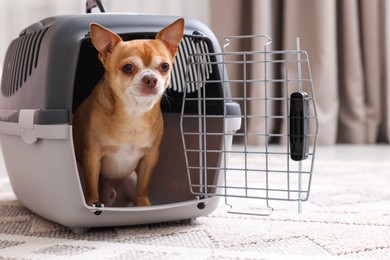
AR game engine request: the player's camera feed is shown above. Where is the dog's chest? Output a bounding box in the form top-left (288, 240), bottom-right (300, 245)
top-left (99, 112), bottom-right (160, 179)
top-left (101, 144), bottom-right (144, 179)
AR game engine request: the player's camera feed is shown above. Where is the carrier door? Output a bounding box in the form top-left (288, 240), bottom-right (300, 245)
top-left (181, 35), bottom-right (319, 215)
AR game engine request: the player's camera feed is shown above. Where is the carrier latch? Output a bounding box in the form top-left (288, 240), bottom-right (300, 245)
top-left (19, 109), bottom-right (38, 144)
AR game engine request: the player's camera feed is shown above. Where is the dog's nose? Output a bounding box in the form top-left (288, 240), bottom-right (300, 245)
top-left (142, 75), bottom-right (158, 88)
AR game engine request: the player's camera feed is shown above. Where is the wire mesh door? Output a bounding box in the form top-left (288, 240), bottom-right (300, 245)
top-left (181, 34), bottom-right (318, 215)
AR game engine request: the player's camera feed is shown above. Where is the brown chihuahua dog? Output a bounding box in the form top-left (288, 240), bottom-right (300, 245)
top-left (73, 18), bottom-right (184, 207)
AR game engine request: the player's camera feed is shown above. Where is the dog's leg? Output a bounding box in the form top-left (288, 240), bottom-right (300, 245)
top-left (82, 151), bottom-right (101, 206)
top-left (99, 176), bottom-right (117, 207)
top-left (134, 148), bottom-right (159, 206)
top-left (124, 171), bottom-right (137, 202)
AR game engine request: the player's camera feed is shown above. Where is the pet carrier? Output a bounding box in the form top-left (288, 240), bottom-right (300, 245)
top-left (0, 13), bottom-right (318, 232)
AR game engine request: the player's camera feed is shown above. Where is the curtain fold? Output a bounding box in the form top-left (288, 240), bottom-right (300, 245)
top-left (210, 0), bottom-right (388, 145)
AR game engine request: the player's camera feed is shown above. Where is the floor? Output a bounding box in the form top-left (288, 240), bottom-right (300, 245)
top-left (0, 144), bottom-right (388, 179)
top-left (314, 144), bottom-right (390, 162)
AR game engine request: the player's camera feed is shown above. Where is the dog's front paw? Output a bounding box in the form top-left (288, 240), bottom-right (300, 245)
top-left (134, 197), bottom-right (151, 207)
top-left (86, 196), bottom-right (99, 207)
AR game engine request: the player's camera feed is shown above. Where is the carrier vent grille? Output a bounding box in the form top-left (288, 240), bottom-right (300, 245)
top-left (169, 36), bottom-right (213, 93)
top-left (1, 27), bottom-right (49, 97)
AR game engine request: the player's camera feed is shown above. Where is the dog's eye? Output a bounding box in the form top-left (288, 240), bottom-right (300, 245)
top-left (122, 64), bottom-right (134, 74)
top-left (160, 62), bottom-right (170, 73)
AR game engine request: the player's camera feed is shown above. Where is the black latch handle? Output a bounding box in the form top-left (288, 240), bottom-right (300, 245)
top-left (289, 91), bottom-right (309, 161)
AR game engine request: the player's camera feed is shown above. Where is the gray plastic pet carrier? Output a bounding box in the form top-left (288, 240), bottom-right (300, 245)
top-left (0, 13), bottom-right (318, 232)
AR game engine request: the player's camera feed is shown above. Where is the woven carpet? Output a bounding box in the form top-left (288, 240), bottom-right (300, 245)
top-left (0, 146), bottom-right (390, 259)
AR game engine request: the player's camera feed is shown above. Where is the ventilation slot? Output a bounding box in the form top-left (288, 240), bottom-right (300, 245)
top-left (169, 36), bottom-right (213, 93)
top-left (1, 27), bottom-right (48, 97)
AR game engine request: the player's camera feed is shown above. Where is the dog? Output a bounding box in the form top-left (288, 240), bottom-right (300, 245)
top-left (73, 18), bottom-right (184, 207)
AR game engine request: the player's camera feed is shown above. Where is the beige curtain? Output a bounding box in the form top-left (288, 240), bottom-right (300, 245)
top-left (210, 0), bottom-right (388, 145)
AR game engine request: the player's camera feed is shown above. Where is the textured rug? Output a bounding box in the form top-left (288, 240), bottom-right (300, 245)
top-left (0, 147), bottom-right (390, 259)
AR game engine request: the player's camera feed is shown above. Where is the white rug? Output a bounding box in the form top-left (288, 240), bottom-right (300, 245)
top-left (0, 151), bottom-right (390, 259)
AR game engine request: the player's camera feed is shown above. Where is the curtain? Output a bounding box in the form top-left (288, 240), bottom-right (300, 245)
top-left (210, 0), bottom-right (388, 145)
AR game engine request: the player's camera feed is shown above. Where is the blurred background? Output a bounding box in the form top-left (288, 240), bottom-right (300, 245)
top-left (0, 0), bottom-right (389, 146)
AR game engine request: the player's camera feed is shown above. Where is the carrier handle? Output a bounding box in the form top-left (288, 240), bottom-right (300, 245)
top-left (86, 0), bottom-right (106, 13)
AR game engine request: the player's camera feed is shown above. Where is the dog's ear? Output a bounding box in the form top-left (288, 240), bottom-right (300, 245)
top-left (90, 23), bottom-right (122, 65)
top-left (156, 18), bottom-right (185, 57)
